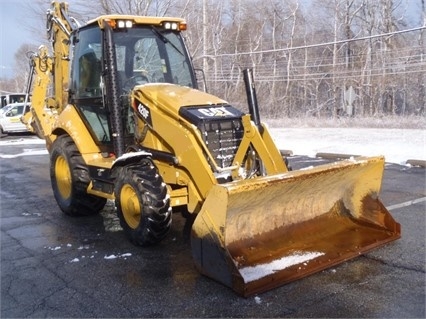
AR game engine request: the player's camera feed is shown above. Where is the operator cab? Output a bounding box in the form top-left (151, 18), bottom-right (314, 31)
top-left (69, 17), bottom-right (196, 150)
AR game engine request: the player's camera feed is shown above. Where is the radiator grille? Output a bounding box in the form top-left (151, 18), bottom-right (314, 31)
top-left (200, 119), bottom-right (244, 168)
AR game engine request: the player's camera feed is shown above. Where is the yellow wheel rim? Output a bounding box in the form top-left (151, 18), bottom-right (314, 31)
top-left (120, 184), bottom-right (141, 229)
top-left (55, 155), bottom-right (72, 199)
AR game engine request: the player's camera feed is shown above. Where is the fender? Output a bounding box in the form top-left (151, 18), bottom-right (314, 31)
top-left (111, 150), bottom-right (152, 177)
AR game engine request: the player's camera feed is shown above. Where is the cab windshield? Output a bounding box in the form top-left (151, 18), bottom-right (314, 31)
top-left (71, 25), bottom-right (196, 100)
top-left (113, 26), bottom-right (196, 92)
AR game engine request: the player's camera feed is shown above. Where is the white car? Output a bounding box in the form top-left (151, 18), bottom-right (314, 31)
top-left (0, 102), bottom-right (31, 135)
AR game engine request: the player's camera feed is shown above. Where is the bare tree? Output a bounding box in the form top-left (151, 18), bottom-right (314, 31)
top-left (12, 0), bottom-right (425, 119)
top-left (13, 44), bottom-right (38, 93)
top-left (415, 0), bottom-right (425, 114)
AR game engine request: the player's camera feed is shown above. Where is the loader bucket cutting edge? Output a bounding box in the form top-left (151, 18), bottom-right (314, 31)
top-left (191, 156), bottom-right (401, 297)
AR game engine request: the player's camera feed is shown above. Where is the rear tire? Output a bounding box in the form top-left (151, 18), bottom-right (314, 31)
top-left (50, 135), bottom-right (107, 216)
top-left (0, 126), bottom-right (7, 138)
top-left (115, 158), bottom-right (172, 246)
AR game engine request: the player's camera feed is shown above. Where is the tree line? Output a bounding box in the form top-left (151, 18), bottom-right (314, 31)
top-left (2, 0), bottom-right (425, 118)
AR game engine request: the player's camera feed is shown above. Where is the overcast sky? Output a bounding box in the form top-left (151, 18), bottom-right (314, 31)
top-left (0, 0), bottom-right (423, 79)
top-left (1, 2), bottom-right (26, 78)
top-left (0, 1), bottom-right (35, 78)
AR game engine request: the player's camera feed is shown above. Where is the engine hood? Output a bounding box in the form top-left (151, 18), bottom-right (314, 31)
top-left (132, 83), bottom-right (227, 116)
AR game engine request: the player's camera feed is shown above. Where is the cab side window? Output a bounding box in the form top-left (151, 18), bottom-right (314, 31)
top-left (71, 27), bottom-right (102, 99)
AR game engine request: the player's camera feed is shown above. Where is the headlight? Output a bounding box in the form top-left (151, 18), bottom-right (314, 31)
top-left (164, 22), bottom-right (177, 30)
top-left (105, 19), bottom-right (133, 29)
top-left (117, 20), bottom-right (133, 28)
top-left (162, 21), bottom-right (187, 31)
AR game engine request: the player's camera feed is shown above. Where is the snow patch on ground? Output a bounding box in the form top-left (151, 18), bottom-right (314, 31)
top-left (104, 253), bottom-right (132, 260)
top-left (254, 296), bottom-right (262, 304)
top-left (0, 149), bottom-right (48, 158)
top-left (271, 128), bottom-right (425, 165)
top-left (22, 212), bottom-right (42, 217)
top-left (43, 242), bottom-right (132, 263)
top-left (0, 138), bottom-right (46, 146)
top-left (2, 128), bottom-right (424, 164)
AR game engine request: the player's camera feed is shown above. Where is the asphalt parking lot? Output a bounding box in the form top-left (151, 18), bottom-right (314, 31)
top-left (1, 133), bottom-right (425, 318)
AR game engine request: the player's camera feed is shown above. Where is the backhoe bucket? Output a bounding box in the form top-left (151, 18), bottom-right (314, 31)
top-left (191, 156), bottom-right (400, 297)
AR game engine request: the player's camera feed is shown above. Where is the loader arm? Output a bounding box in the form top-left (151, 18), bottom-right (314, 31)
top-left (231, 115), bottom-right (288, 179)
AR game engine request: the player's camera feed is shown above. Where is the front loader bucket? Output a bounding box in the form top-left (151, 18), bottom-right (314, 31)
top-left (191, 156), bottom-right (400, 297)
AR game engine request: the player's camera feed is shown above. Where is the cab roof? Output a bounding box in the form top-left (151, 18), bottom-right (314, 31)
top-left (86, 15), bottom-right (186, 29)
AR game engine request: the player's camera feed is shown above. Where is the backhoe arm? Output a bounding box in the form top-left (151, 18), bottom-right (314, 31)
top-left (24, 46), bottom-right (54, 139)
top-left (24, 2), bottom-right (76, 141)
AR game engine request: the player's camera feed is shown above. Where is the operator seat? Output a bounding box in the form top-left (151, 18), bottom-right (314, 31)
top-left (79, 48), bottom-right (101, 97)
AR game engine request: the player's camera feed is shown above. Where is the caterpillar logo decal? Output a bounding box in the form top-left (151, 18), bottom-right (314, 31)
top-left (198, 106), bottom-right (235, 117)
top-left (179, 104), bottom-right (244, 124)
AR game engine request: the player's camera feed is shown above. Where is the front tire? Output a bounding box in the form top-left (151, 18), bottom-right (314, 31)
top-left (50, 135), bottom-right (107, 216)
top-left (115, 159), bottom-right (172, 246)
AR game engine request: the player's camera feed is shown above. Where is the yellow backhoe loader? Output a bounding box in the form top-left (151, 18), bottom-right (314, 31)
top-left (24, 1), bottom-right (400, 297)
